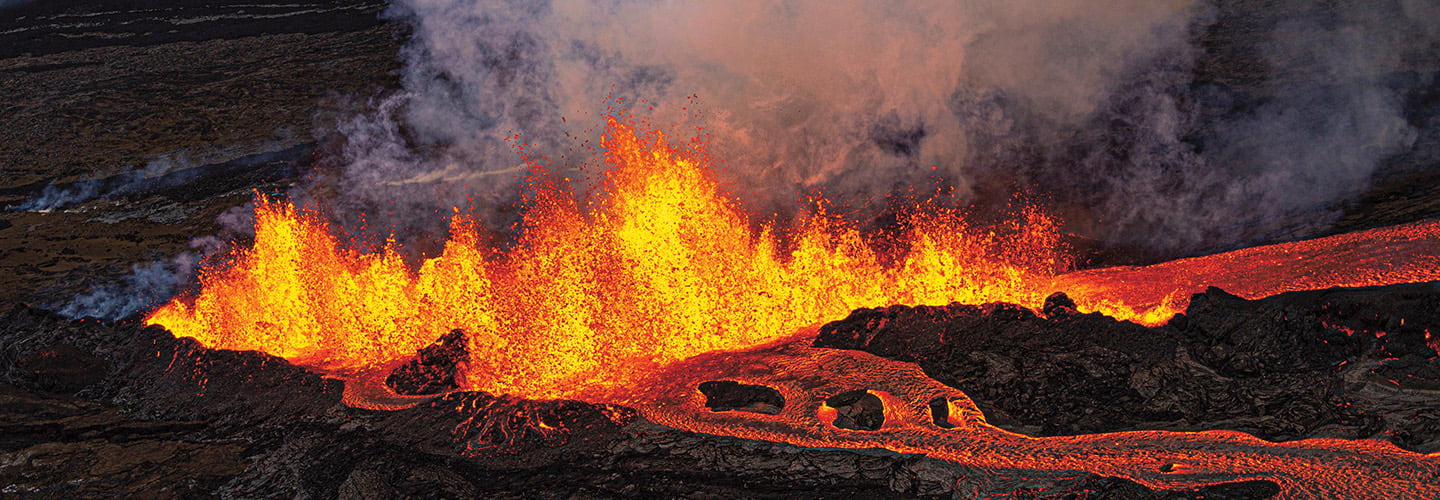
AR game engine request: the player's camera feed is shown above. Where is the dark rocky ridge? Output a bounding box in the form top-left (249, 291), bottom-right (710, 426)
top-left (0, 304), bottom-right (1288, 498)
top-left (816, 285), bottom-right (1440, 453)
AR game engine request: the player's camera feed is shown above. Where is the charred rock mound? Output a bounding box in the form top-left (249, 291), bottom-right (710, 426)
top-left (386, 329), bottom-right (469, 395)
top-left (816, 285), bottom-right (1440, 452)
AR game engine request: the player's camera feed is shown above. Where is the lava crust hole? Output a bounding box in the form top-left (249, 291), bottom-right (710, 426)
top-left (697, 380), bottom-right (785, 415)
top-left (824, 390), bottom-right (885, 431)
top-left (927, 396), bottom-right (956, 429)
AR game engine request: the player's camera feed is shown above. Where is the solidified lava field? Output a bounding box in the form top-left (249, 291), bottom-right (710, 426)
top-left (4, 1), bottom-right (1440, 498)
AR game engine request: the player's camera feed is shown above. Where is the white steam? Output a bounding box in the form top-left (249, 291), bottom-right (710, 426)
top-left (314, 0), bottom-right (1438, 254)
top-left (316, 0), bottom-right (1197, 241)
top-left (55, 0), bottom-right (1440, 321)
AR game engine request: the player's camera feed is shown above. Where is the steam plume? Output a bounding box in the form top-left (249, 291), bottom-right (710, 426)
top-left (315, 0), bottom-right (1196, 245)
top-left (304, 0), bottom-right (1440, 254)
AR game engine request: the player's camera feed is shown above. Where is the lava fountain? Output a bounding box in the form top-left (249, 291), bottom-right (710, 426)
top-left (147, 115), bottom-right (1440, 399)
top-left (146, 116), bottom-right (1075, 400)
top-left (145, 114), bottom-right (1440, 496)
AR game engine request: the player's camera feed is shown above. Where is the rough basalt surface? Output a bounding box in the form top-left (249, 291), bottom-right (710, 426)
top-left (698, 380), bottom-right (786, 415)
top-left (386, 329), bottom-right (470, 396)
top-left (816, 285), bottom-right (1440, 453)
top-left (0, 303), bottom-right (1298, 498)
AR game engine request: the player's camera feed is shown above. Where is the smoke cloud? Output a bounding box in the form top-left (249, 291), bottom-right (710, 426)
top-left (313, 0), bottom-right (1439, 256)
top-left (1048, 0), bottom-right (1437, 253)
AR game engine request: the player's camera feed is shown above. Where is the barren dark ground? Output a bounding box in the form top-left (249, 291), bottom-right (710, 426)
top-left (2, 0), bottom-right (1439, 498)
top-left (0, 0), bottom-right (402, 309)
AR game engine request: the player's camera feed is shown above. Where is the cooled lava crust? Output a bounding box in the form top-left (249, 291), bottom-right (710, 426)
top-left (5, 283), bottom-right (1440, 497)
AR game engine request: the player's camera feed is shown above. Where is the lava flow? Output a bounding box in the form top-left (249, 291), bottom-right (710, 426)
top-left (618, 329), bottom-right (1440, 498)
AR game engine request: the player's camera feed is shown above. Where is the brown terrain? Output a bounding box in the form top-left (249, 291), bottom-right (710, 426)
top-left (0, 0), bottom-right (402, 308)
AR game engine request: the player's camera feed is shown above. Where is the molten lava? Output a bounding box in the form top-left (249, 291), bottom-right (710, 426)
top-left (620, 329), bottom-right (1440, 498)
top-left (148, 118), bottom-right (1068, 400)
top-left (148, 116), bottom-right (1440, 401)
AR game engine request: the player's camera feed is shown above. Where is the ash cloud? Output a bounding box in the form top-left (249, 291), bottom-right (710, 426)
top-left (317, 0), bottom-right (1440, 257)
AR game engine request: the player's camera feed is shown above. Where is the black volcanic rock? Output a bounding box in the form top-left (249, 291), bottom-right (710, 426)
top-left (816, 284), bottom-right (1440, 452)
top-left (442, 392), bottom-right (638, 457)
top-left (386, 329), bottom-right (469, 396)
top-left (825, 390), bottom-right (886, 431)
top-left (927, 397), bottom-right (957, 428)
top-left (0, 383), bottom-right (247, 498)
top-left (1041, 291), bottom-right (1079, 318)
top-left (16, 343), bottom-right (107, 395)
top-left (698, 380), bottom-right (785, 415)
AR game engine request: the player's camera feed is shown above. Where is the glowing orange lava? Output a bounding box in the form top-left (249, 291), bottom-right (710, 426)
top-left (1056, 218), bottom-right (1440, 323)
top-left (146, 115), bottom-right (1440, 404)
top-left (142, 113), bottom-right (1440, 496)
top-left (147, 117), bottom-right (1067, 400)
top-left (619, 329), bottom-right (1440, 498)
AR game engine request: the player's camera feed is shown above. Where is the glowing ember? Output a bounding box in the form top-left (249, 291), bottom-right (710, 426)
top-left (147, 115), bottom-right (1440, 402)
